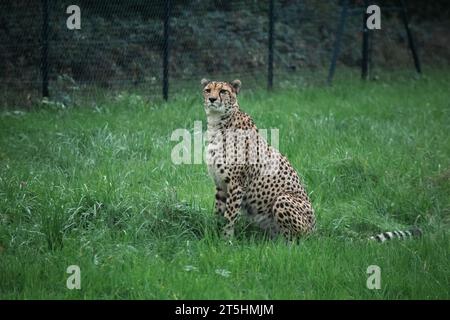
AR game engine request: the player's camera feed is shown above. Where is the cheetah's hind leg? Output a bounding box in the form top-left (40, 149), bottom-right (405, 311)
top-left (272, 193), bottom-right (315, 240)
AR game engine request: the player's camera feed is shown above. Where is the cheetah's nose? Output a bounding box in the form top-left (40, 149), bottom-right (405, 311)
top-left (209, 97), bottom-right (217, 103)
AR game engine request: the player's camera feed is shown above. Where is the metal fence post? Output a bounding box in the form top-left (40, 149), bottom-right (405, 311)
top-left (41, 0), bottom-right (49, 97)
top-left (267, 0), bottom-right (274, 90)
top-left (361, 0), bottom-right (369, 80)
top-left (400, 0), bottom-right (421, 74)
top-left (327, 0), bottom-right (348, 85)
top-left (162, 0), bottom-right (171, 101)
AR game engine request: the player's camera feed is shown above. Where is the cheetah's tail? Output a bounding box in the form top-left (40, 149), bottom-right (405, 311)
top-left (368, 227), bottom-right (422, 243)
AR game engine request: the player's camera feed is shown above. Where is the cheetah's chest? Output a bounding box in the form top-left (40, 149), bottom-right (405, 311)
top-left (206, 128), bottom-right (228, 188)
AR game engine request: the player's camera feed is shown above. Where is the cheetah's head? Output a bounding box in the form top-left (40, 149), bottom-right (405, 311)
top-left (201, 79), bottom-right (241, 115)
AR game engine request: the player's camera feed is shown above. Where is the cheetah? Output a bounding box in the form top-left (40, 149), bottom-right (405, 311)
top-left (201, 78), bottom-right (315, 239)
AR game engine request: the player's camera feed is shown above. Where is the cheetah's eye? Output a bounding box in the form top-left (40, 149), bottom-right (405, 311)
top-left (220, 89), bottom-right (228, 94)
top-left (204, 88), bottom-right (211, 93)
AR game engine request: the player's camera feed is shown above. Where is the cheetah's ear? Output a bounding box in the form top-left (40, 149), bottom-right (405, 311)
top-left (201, 78), bottom-right (210, 88)
top-left (230, 79), bottom-right (241, 94)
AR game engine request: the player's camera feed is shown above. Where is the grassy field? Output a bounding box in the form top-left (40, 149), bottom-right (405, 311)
top-left (0, 70), bottom-right (449, 299)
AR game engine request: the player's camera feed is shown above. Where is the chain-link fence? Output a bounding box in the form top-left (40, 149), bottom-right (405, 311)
top-left (1, 0), bottom-right (447, 108)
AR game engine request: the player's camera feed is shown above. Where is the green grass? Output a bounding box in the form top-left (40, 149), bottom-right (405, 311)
top-left (0, 69), bottom-right (449, 299)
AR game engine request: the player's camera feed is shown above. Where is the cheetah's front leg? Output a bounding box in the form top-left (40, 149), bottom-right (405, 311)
top-left (222, 181), bottom-right (243, 239)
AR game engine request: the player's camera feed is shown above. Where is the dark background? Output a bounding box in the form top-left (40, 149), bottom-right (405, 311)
top-left (1, 0), bottom-right (449, 107)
